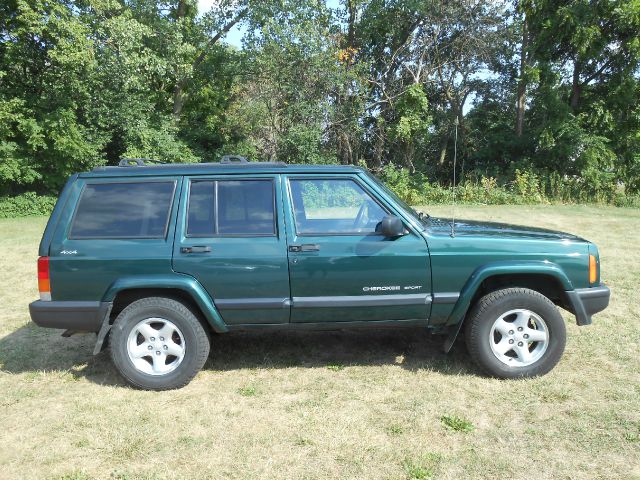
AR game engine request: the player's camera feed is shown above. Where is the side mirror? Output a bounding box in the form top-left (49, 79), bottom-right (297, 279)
top-left (378, 215), bottom-right (405, 238)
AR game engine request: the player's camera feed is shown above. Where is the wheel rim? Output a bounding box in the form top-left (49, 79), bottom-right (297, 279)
top-left (126, 318), bottom-right (186, 376)
top-left (489, 309), bottom-right (549, 367)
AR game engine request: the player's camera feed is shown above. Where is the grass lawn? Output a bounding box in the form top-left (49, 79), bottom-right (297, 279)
top-left (0, 205), bottom-right (638, 480)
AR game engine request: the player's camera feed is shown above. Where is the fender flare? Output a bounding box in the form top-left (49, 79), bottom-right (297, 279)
top-left (93, 274), bottom-right (228, 355)
top-left (101, 274), bottom-right (228, 333)
top-left (442, 261), bottom-right (574, 353)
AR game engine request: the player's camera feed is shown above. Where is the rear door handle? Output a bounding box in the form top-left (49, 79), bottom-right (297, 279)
top-left (289, 244), bottom-right (320, 252)
top-left (181, 245), bottom-right (211, 254)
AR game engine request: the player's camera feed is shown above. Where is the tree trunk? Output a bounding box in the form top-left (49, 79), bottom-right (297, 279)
top-left (439, 137), bottom-right (449, 165)
top-left (172, 79), bottom-right (186, 118)
top-left (172, 0), bottom-right (187, 120)
top-left (176, 0), bottom-right (186, 19)
top-left (172, 8), bottom-right (248, 121)
top-left (339, 131), bottom-right (353, 165)
top-left (570, 60), bottom-right (581, 110)
top-left (372, 121), bottom-right (385, 170)
top-left (347, 0), bottom-right (356, 48)
top-left (404, 142), bottom-right (415, 173)
top-left (515, 17), bottom-right (528, 137)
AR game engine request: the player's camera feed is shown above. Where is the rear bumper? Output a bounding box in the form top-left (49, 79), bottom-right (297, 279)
top-left (565, 284), bottom-right (610, 326)
top-left (29, 300), bottom-right (111, 332)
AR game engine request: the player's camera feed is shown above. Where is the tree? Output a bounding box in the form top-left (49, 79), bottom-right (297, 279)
top-left (0, 0), bottom-right (638, 197)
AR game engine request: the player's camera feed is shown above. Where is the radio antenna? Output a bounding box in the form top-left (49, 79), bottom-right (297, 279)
top-left (450, 116), bottom-right (459, 237)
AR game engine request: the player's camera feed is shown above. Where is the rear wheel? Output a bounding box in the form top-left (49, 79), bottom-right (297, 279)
top-left (110, 297), bottom-right (210, 390)
top-left (465, 288), bottom-right (566, 378)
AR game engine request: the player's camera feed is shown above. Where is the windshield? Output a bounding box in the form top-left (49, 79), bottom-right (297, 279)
top-left (363, 171), bottom-right (429, 227)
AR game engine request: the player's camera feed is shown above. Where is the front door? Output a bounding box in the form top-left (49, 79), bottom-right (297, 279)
top-left (283, 175), bottom-right (431, 324)
top-left (173, 175), bottom-right (290, 325)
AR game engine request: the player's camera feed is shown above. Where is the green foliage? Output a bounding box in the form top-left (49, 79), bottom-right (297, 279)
top-left (299, 179), bottom-right (362, 209)
top-left (0, 192), bottom-right (56, 218)
top-left (440, 415), bottom-right (474, 433)
top-left (378, 164), bottom-right (431, 205)
top-left (391, 84), bottom-right (431, 143)
top-left (56, 472), bottom-right (92, 480)
top-left (0, 0), bottom-right (638, 206)
top-left (387, 424), bottom-right (404, 435)
top-left (513, 169), bottom-right (548, 204)
top-left (326, 364), bottom-right (345, 371)
top-left (402, 453), bottom-right (442, 480)
top-left (377, 165), bottom-right (639, 207)
top-left (237, 385), bottom-right (258, 397)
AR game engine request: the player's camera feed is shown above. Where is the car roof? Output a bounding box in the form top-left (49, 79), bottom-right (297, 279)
top-left (83, 162), bottom-right (364, 178)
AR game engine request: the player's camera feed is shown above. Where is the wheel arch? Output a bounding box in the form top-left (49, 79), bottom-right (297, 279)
top-left (468, 273), bottom-right (571, 315)
top-left (102, 275), bottom-right (228, 334)
top-left (442, 261), bottom-right (573, 353)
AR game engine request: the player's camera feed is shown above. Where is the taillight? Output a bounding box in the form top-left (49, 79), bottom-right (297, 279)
top-left (38, 256), bottom-right (51, 301)
top-left (589, 254), bottom-right (597, 284)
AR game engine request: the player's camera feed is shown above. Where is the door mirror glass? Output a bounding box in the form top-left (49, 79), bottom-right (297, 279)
top-left (377, 215), bottom-right (405, 238)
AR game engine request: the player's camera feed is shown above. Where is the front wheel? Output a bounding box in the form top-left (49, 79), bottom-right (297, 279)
top-left (110, 297), bottom-right (210, 390)
top-left (465, 288), bottom-right (566, 378)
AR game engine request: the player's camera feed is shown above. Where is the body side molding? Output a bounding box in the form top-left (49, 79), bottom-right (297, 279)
top-left (292, 293), bottom-right (431, 308)
top-left (215, 298), bottom-right (292, 310)
top-left (432, 293), bottom-right (460, 304)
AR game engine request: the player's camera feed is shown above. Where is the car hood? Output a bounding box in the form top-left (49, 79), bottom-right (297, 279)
top-left (426, 217), bottom-right (587, 242)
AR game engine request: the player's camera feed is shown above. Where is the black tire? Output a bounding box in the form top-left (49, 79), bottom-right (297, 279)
top-left (465, 288), bottom-right (566, 378)
top-left (109, 297), bottom-right (210, 390)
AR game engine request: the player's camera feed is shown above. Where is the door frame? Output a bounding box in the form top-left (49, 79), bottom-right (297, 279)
top-left (172, 173), bottom-right (292, 325)
top-left (281, 173), bottom-right (432, 322)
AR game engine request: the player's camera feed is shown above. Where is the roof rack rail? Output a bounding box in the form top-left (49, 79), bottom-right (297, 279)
top-left (220, 155), bottom-right (248, 164)
top-left (118, 158), bottom-right (147, 167)
top-left (118, 158), bottom-right (169, 167)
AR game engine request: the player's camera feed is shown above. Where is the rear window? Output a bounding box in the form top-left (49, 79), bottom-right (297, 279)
top-left (187, 180), bottom-right (275, 236)
top-left (70, 182), bottom-right (176, 239)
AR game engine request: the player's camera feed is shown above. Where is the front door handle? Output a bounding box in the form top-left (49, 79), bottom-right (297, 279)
top-left (289, 244), bottom-right (320, 252)
top-left (181, 245), bottom-right (211, 254)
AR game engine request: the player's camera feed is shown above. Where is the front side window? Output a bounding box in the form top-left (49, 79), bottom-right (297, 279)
top-left (70, 182), bottom-right (176, 239)
top-left (289, 178), bottom-right (387, 235)
top-left (187, 180), bottom-right (275, 236)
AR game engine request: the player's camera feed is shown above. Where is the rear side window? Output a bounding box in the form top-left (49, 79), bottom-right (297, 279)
top-left (70, 182), bottom-right (176, 239)
top-left (187, 180), bottom-right (276, 236)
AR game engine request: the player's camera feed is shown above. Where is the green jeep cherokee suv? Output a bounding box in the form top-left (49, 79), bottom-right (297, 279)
top-left (29, 157), bottom-right (610, 390)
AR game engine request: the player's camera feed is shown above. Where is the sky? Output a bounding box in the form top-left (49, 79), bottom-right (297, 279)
top-left (196, 0), bottom-right (244, 47)
top-left (196, 0), bottom-right (341, 48)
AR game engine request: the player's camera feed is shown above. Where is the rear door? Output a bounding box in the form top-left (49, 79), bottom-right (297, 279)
top-left (283, 174), bottom-right (431, 324)
top-left (172, 174), bottom-right (291, 325)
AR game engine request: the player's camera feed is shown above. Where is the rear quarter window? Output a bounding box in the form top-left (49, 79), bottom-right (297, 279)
top-left (69, 181), bottom-right (176, 239)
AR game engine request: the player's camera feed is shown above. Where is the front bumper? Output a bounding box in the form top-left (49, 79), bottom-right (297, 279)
top-left (29, 300), bottom-right (111, 332)
top-left (565, 283), bottom-right (611, 326)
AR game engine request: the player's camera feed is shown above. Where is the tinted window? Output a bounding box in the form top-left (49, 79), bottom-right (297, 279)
top-left (186, 180), bottom-right (275, 236)
top-left (218, 181), bottom-right (275, 234)
top-left (187, 182), bottom-right (216, 237)
top-left (289, 179), bottom-right (387, 234)
top-left (70, 182), bottom-right (175, 239)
